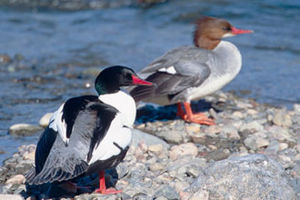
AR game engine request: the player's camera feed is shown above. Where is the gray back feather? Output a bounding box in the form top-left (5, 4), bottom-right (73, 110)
top-left (141, 46), bottom-right (211, 76)
top-left (131, 46), bottom-right (211, 102)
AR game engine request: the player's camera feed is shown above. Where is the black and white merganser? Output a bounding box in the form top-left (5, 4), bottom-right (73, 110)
top-left (130, 16), bottom-right (252, 125)
top-left (25, 66), bottom-right (152, 194)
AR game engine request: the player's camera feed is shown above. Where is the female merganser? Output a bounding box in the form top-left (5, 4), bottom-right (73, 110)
top-left (25, 66), bottom-right (152, 194)
top-left (130, 16), bottom-right (252, 125)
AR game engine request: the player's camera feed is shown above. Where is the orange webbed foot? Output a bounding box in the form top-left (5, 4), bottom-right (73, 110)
top-left (180, 102), bottom-right (215, 125)
top-left (185, 113), bottom-right (215, 125)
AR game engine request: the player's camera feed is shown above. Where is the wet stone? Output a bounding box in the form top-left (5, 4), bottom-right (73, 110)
top-left (39, 113), bottom-right (53, 127)
top-left (9, 123), bottom-right (43, 136)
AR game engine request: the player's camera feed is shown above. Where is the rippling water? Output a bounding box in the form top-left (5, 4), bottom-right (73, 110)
top-left (0, 0), bottom-right (299, 163)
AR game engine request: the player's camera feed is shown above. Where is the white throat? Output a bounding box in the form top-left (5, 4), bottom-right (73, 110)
top-left (212, 40), bottom-right (242, 76)
top-left (98, 90), bottom-right (136, 127)
top-left (187, 41), bottom-right (242, 101)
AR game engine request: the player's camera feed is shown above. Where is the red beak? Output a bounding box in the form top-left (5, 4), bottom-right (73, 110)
top-left (231, 26), bottom-right (253, 35)
top-left (132, 75), bottom-right (152, 86)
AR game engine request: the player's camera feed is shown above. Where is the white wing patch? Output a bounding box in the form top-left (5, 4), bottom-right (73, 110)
top-left (88, 113), bottom-right (132, 164)
top-left (158, 66), bottom-right (177, 75)
top-left (49, 103), bottom-right (69, 145)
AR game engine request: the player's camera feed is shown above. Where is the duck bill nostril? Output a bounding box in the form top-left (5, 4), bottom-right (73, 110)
top-left (231, 26), bottom-right (253, 35)
top-left (131, 75), bottom-right (153, 86)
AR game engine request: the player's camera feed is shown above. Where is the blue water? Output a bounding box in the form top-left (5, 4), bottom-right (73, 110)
top-left (0, 0), bottom-right (300, 163)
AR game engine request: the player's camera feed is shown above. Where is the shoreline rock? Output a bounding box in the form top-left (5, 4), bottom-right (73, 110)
top-left (39, 113), bottom-right (53, 128)
top-left (185, 154), bottom-right (296, 200)
top-left (8, 123), bottom-right (43, 136)
top-left (1, 91), bottom-right (299, 199)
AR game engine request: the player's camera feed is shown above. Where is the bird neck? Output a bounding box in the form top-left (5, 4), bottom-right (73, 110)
top-left (211, 41), bottom-right (242, 75)
top-left (194, 36), bottom-right (220, 50)
top-left (98, 90), bottom-right (136, 127)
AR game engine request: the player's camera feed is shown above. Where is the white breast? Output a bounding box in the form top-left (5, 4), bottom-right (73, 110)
top-left (187, 73), bottom-right (235, 101)
top-left (98, 90), bottom-right (136, 127)
top-left (187, 41), bottom-right (242, 101)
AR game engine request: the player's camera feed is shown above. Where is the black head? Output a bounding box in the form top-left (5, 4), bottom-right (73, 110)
top-left (95, 65), bottom-right (152, 95)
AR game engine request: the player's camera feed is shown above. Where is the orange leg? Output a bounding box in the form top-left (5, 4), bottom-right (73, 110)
top-left (176, 103), bottom-right (185, 117)
top-left (177, 102), bottom-right (215, 125)
top-left (94, 171), bottom-right (122, 194)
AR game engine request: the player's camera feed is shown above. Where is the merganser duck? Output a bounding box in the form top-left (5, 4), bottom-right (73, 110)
top-left (25, 66), bottom-right (152, 194)
top-left (130, 16), bottom-right (252, 125)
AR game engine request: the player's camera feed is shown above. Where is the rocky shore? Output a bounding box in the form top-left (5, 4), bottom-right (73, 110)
top-left (0, 91), bottom-right (299, 199)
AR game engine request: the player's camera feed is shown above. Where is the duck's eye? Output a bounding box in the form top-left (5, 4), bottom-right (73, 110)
top-left (127, 73), bottom-right (132, 80)
top-left (223, 27), bottom-right (231, 31)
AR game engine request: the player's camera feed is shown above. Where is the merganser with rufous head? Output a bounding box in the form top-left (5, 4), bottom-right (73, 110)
top-left (130, 16), bottom-right (252, 125)
top-left (25, 66), bottom-right (152, 195)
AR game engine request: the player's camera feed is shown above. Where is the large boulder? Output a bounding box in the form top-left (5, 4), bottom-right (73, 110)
top-left (187, 154), bottom-right (296, 200)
